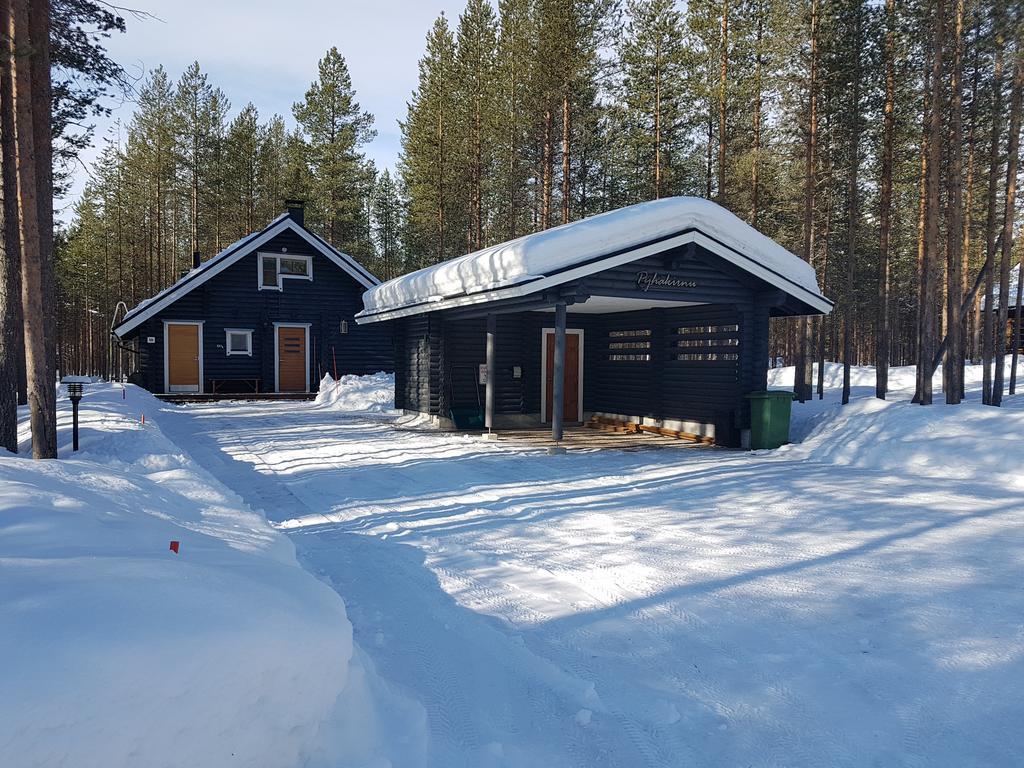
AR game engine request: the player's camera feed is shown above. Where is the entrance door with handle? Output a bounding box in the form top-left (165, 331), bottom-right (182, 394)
top-left (277, 325), bottom-right (308, 392)
top-left (543, 329), bottom-right (582, 423)
top-left (166, 323), bottom-right (201, 393)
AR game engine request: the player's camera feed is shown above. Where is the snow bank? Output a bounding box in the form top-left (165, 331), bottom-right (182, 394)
top-left (1, 384), bottom-right (412, 768)
top-left (315, 372), bottom-right (395, 412)
top-left (766, 361), bottom-right (1024, 486)
top-left (362, 196), bottom-right (825, 315)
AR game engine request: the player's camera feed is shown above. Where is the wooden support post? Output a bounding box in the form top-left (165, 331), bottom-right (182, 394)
top-left (552, 302), bottom-right (566, 445)
top-left (485, 313), bottom-right (496, 433)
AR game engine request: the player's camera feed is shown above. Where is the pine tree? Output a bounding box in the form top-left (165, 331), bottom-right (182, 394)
top-left (619, 0), bottom-right (688, 201)
top-left (293, 47), bottom-right (377, 261)
top-left (130, 67), bottom-right (176, 293)
top-left (494, 0), bottom-right (536, 241)
top-left (401, 14), bottom-right (459, 267)
top-left (372, 169), bottom-right (403, 280)
top-left (225, 103), bottom-right (261, 238)
top-left (453, 0), bottom-right (499, 251)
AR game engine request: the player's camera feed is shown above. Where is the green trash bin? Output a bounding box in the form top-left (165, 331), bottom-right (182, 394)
top-left (746, 390), bottom-right (794, 450)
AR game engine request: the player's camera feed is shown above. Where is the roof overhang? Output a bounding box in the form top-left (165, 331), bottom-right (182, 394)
top-left (356, 228), bottom-right (833, 324)
top-left (113, 218), bottom-right (379, 338)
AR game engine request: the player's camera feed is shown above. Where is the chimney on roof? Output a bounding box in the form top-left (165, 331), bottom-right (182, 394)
top-left (285, 199), bottom-right (305, 228)
top-left (192, 251), bottom-right (201, 270)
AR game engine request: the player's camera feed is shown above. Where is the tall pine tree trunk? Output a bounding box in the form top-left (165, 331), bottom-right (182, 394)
top-left (561, 90), bottom-right (570, 225)
top-left (992, 48), bottom-right (1023, 406)
top-left (843, 0), bottom-right (863, 406)
top-left (944, 0), bottom-right (965, 404)
top-left (0, 0), bottom-right (16, 452)
top-left (751, 4), bottom-right (763, 226)
top-left (876, 0), bottom-right (896, 399)
top-left (964, 17), bottom-right (981, 369)
top-left (981, 49), bottom-right (1002, 404)
top-left (30, 0), bottom-right (54, 382)
top-left (541, 106), bottom-right (552, 229)
top-left (10, 0), bottom-right (56, 457)
top-left (795, 0), bottom-right (818, 403)
top-left (0, 0), bottom-right (22, 445)
top-left (437, 107), bottom-right (445, 263)
top-left (717, 0), bottom-right (729, 205)
top-left (916, 11), bottom-right (942, 407)
top-left (654, 43), bottom-right (662, 199)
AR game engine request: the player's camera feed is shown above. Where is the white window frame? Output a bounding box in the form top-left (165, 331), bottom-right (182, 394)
top-left (540, 327), bottom-right (585, 424)
top-left (273, 322), bottom-right (311, 393)
top-left (258, 252), bottom-right (313, 291)
top-left (163, 320), bottom-right (204, 394)
top-left (224, 328), bottom-right (253, 357)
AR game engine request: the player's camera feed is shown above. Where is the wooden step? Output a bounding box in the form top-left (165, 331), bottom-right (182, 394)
top-left (586, 416), bottom-right (714, 444)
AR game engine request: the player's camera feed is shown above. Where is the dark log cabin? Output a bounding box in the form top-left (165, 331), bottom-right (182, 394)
top-left (356, 197), bottom-right (831, 448)
top-left (113, 202), bottom-right (392, 395)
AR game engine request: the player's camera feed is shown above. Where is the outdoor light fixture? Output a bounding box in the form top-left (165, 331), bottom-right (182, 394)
top-left (67, 382), bottom-right (84, 452)
top-left (340, 320), bottom-right (349, 335)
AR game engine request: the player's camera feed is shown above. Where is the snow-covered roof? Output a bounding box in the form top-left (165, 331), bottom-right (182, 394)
top-left (357, 197), bottom-right (831, 323)
top-left (113, 214), bottom-right (380, 338)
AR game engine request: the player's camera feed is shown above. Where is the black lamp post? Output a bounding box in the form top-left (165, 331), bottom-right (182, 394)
top-left (68, 382), bottom-right (83, 451)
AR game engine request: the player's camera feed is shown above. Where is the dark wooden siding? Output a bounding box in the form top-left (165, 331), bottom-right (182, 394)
top-left (394, 315), bottom-right (441, 414)
top-left (386, 243), bottom-right (777, 444)
top-left (125, 228), bottom-right (392, 392)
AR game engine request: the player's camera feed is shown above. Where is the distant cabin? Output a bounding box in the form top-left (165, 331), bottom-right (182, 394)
top-left (356, 197), bottom-right (831, 448)
top-left (987, 262), bottom-right (1024, 349)
top-left (113, 202), bottom-right (392, 395)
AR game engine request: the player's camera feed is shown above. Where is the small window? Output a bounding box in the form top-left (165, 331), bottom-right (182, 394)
top-left (258, 253), bottom-right (312, 290)
top-left (261, 257), bottom-right (278, 288)
top-left (225, 328), bottom-right (253, 356)
top-left (279, 257), bottom-right (309, 277)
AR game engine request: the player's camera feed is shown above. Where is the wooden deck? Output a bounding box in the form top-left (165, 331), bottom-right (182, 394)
top-left (468, 426), bottom-right (720, 453)
top-left (156, 392), bottom-right (317, 404)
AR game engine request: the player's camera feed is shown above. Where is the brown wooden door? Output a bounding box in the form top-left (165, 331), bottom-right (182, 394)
top-left (277, 326), bottom-right (307, 392)
top-left (167, 324), bottom-right (200, 392)
top-left (544, 331), bottom-right (581, 422)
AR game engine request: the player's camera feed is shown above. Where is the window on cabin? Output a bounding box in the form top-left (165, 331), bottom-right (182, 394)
top-left (279, 258), bottom-right (309, 277)
top-left (261, 257), bottom-right (279, 288)
top-left (259, 254), bottom-right (312, 290)
top-left (225, 329), bottom-right (253, 356)
top-left (607, 329), bottom-right (652, 361)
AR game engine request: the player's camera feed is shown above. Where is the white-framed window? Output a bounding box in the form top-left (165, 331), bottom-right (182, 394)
top-left (225, 328), bottom-right (253, 356)
top-left (258, 253), bottom-right (312, 290)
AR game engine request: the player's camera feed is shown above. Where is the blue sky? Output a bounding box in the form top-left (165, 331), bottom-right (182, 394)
top-left (62, 0), bottom-right (467, 220)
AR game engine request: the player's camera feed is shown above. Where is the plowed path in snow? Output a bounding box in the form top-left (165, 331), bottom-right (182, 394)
top-left (161, 399), bottom-right (1024, 768)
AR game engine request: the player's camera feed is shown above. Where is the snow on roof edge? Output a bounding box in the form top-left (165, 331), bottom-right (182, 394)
top-left (119, 213), bottom-right (290, 323)
top-left (114, 214), bottom-right (380, 337)
top-left (360, 197), bottom-right (827, 319)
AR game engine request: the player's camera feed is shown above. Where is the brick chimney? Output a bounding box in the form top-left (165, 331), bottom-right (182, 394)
top-left (285, 199), bottom-right (305, 228)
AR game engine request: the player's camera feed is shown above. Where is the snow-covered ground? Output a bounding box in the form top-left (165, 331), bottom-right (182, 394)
top-left (78, 365), bottom-right (1017, 768)
top-left (0, 384), bottom-right (425, 768)
top-left (4, 365), bottom-right (1023, 767)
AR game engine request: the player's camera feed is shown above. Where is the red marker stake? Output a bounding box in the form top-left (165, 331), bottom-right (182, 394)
top-left (169, 540), bottom-right (180, 554)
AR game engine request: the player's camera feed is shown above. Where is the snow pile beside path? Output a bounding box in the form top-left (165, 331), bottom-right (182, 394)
top-left (767, 362), bottom-right (1024, 485)
top-left (315, 372), bottom-right (395, 412)
top-left (767, 361), bottom-right (921, 392)
top-left (1, 384), bottom-right (414, 768)
top-left (776, 396), bottom-right (1024, 483)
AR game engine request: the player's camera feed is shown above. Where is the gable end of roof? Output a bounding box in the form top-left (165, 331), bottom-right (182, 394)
top-left (113, 219), bottom-right (380, 337)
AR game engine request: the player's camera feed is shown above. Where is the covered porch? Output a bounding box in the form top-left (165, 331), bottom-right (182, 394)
top-left (357, 198), bottom-right (832, 448)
